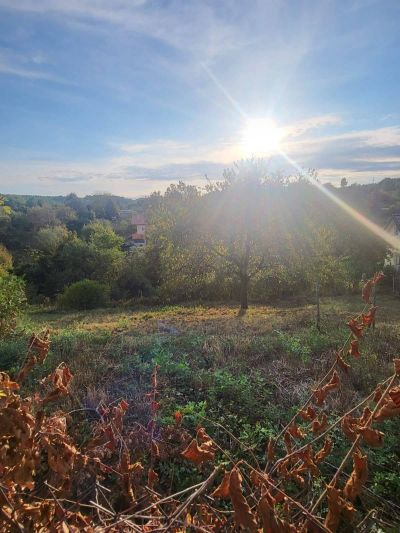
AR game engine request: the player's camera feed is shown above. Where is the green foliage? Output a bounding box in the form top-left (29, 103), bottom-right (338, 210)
top-left (35, 225), bottom-right (70, 254)
top-left (113, 250), bottom-right (153, 300)
top-left (0, 245), bottom-right (12, 273)
top-left (59, 279), bottom-right (109, 310)
top-left (0, 273), bottom-right (26, 337)
top-left (0, 172), bottom-right (392, 305)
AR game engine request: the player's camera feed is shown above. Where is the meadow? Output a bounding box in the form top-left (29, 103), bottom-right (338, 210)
top-left (1, 293), bottom-right (400, 529)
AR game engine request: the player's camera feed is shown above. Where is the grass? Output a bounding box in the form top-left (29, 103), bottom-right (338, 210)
top-left (2, 292), bottom-right (400, 513)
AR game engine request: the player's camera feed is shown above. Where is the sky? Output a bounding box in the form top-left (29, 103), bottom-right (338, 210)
top-left (0, 0), bottom-right (400, 198)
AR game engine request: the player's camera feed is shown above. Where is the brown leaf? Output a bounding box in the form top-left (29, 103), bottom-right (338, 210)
top-left (362, 279), bottom-right (374, 304)
top-left (341, 415), bottom-right (358, 442)
top-left (196, 427), bottom-right (211, 443)
top-left (313, 371), bottom-right (340, 405)
top-left (347, 319), bottom-right (363, 338)
top-left (336, 352), bottom-right (351, 373)
top-left (374, 400), bottom-right (400, 421)
top-left (359, 426), bottom-right (384, 447)
top-left (312, 414), bottom-right (328, 435)
top-left (287, 423), bottom-right (306, 440)
top-left (389, 386), bottom-right (400, 406)
top-left (374, 386), bottom-right (400, 420)
top-left (299, 405), bottom-right (316, 421)
top-left (181, 438), bottom-right (215, 465)
top-left (266, 438), bottom-right (275, 462)
top-left (314, 437), bottom-right (333, 464)
top-left (0, 372), bottom-right (20, 392)
top-left (211, 471), bottom-right (231, 499)
top-left (284, 431), bottom-right (292, 454)
top-left (147, 468), bottom-right (159, 488)
top-left (343, 449), bottom-right (368, 501)
top-left (362, 306), bottom-right (377, 327)
top-left (372, 271), bottom-right (385, 285)
top-left (349, 339), bottom-right (361, 358)
top-left (325, 485), bottom-right (355, 532)
top-left (229, 468), bottom-right (258, 531)
top-left (174, 410), bottom-right (183, 425)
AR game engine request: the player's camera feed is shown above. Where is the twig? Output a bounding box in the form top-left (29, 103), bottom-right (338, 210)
top-left (310, 372), bottom-right (398, 514)
top-left (159, 465), bottom-right (223, 532)
top-left (243, 461), bottom-right (331, 533)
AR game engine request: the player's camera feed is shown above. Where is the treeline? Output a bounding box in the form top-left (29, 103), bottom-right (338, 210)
top-left (0, 165), bottom-right (393, 310)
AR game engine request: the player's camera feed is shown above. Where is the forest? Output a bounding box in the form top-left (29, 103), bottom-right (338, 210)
top-left (1, 167), bottom-right (399, 321)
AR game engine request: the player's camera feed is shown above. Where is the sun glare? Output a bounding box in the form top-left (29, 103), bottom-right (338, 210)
top-left (242, 118), bottom-right (284, 155)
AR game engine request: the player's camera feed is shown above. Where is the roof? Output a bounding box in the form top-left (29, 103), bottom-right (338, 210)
top-left (132, 213), bottom-right (146, 225)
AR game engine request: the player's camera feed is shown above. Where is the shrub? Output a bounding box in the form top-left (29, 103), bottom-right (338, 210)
top-left (59, 279), bottom-right (109, 310)
top-left (0, 244), bottom-right (12, 273)
top-left (0, 273), bottom-right (26, 337)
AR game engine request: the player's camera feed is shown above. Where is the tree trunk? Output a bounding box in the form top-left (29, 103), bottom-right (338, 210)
top-left (240, 274), bottom-right (249, 310)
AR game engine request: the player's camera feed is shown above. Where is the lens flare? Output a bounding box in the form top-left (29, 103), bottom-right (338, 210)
top-left (280, 150), bottom-right (400, 251)
top-left (242, 118), bottom-right (284, 155)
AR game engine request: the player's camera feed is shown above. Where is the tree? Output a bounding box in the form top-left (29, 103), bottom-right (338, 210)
top-left (341, 177), bottom-right (348, 188)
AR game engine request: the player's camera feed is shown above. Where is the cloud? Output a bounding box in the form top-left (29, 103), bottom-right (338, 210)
top-left (284, 114), bottom-right (342, 139)
top-left (281, 125), bottom-right (400, 182)
top-left (0, 48), bottom-right (70, 83)
top-left (0, 61), bottom-right (69, 82)
top-left (1, 115), bottom-right (399, 195)
top-left (0, 0), bottom-right (242, 63)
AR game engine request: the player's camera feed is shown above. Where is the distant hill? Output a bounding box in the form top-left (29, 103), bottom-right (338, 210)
top-left (3, 177), bottom-right (400, 225)
top-left (3, 192), bottom-right (143, 211)
top-left (324, 177), bottom-right (400, 225)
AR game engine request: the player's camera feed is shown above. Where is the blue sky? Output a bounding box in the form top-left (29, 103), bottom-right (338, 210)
top-left (0, 0), bottom-right (399, 197)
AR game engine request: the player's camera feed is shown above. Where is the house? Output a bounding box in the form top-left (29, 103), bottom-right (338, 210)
top-left (122, 213), bottom-right (147, 251)
top-left (385, 213), bottom-right (400, 271)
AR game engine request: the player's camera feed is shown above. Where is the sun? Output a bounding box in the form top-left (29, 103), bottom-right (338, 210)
top-left (241, 118), bottom-right (284, 155)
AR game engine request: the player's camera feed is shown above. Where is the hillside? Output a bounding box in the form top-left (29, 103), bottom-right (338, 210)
top-left (1, 292), bottom-right (400, 530)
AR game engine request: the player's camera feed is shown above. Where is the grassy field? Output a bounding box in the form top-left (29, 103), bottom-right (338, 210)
top-left (1, 293), bottom-right (400, 521)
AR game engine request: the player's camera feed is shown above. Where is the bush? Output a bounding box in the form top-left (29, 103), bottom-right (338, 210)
top-left (59, 279), bottom-right (109, 310)
top-left (0, 273), bottom-right (26, 337)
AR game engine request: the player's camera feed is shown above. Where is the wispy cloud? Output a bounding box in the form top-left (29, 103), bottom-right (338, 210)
top-left (0, 60), bottom-right (68, 83)
top-left (1, 118), bottom-right (399, 196)
top-left (0, 48), bottom-right (69, 83)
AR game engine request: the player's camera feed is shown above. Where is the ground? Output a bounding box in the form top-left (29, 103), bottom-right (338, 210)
top-left (1, 293), bottom-right (400, 525)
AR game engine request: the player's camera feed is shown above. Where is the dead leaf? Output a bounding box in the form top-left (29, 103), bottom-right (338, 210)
top-left (229, 468), bottom-right (258, 531)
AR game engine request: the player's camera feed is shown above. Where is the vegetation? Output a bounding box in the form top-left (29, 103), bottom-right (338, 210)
top-left (1, 170), bottom-right (400, 530)
top-left (1, 276), bottom-right (400, 531)
top-left (0, 274), bottom-right (26, 337)
top-left (0, 169), bottom-right (396, 310)
top-left (59, 279), bottom-right (109, 310)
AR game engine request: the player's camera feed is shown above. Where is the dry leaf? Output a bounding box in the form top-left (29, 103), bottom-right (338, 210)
top-left (349, 339), bottom-right (361, 358)
top-left (336, 352), bottom-right (351, 373)
top-left (343, 449), bottom-right (368, 501)
top-left (299, 405), bottom-right (316, 421)
top-left (211, 471), bottom-right (230, 499)
top-left (325, 485), bottom-right (355, 532)
top-left (362, 306), bottom-right (377, 327)
top-left (181, 439), bottom-right (215, 465)
top-left (314, 437), bottom-right (333, 464)
top-left (359, 426), bottom-right (384, 447)
top-left (312, 414), bottom-right (328, 435)
top-left (313, 371), bottom-right (340, 405)
top-left (347, 319), bottom-right (363, 338)
top-left (229, 468), bottom-right (258, 531)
